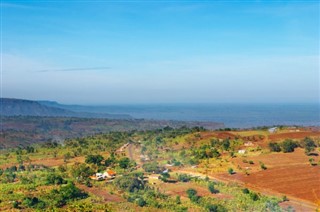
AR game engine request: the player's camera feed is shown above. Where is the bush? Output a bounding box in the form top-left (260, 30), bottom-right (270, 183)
top-left (208, 182), bottom-right (218, 194)
top-left (268, 142), bottom-right (281, 152)
top-left (142, 162), bottom-right (160, 173)
top-left (85, 154), bottom-right (104, 165)
top-left (303, 137), bottom-right (316, 155)
top-left (70, 163), bottom-right (94, 183)
top-left (177, 174), bottom-right (192, 182)
top-left (22, 197), bottom-right (46, 209)
top-left (228, 168), bottom-right (234, 175)
top-left (207, 204), bottom-right (226, 212)
top-left (259, 162), bottom-right (267, 170)
top-left (186, 188), bottom-right (197, 199)
top-left (136, 198), bottom-right (146, 207)
top-left (118, 157), bottom-right (131, 169)
top-left (45, 173), bottom-right (66, 185)
top-left (281, 139), bottom-right (298, 153)
top-left (242, 188), bottom-right (250, 194)
top-left (49, 182), bottom-right (88, 207)
top-left (249, 192), bottom-right (259, 201)
top-left (175, 196), bottom-right (181, 204)
top-left (114, 174), bottom-right (145, 192)
top-left (12, 201), bottom-right (20, 209)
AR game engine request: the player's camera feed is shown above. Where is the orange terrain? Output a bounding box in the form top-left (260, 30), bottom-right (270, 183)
top-left (222, 148), bottom-right (320, 206)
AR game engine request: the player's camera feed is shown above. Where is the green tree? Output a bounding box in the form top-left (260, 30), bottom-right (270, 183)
top-left (118, 157), bottom-right (130, 169)
top-left (281, 139), bottom-right (298, 153)
top-left (45, 173), bottom-right (66, 185)
top-left (303, 137), bottom-right (316, 155)
top-left (85, 154), bottom-right (104, 165)
top-left (175, 196), bottom-right (181, 204)
top-left (208, 182), bottom-right (218, 194)
top-left (114, 174), bottom-right (145, 192)
top-left (177, 174), bottom-right (192, 182)
top-left (142, 162), bottom-right (160, 173)
top-left (268, 142), bottom-right (281, 152)
top-left (70, 163), bottom-right (94, 183)
top-left (186, 188), bottom-right (197, 199)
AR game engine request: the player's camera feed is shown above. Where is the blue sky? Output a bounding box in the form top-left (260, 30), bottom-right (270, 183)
top-left (1, 1), bottom-right (319, 104)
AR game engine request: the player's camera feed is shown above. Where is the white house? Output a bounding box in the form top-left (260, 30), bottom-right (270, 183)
top-left (268, 127), bottom-right (278, 133)
top-left (238, 149), bottom-right (246, 154)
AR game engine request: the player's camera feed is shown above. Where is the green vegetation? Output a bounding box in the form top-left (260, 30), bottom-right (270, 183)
top-left (0, 126), bottom-right (314, 211)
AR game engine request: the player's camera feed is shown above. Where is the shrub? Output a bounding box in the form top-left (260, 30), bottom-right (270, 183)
top-left (85, 154), bottom-right (104, 165)
top-left (136, 198), bottom-right (146, 207)
top-left (70, 163), bottom-right (94, 182)
top-left (228, 168), bottom-right (234, 175)
top-left (12, 201), bottom-right (20, 209)
top-left (118, 157), bottom-right (131, 169)
top-left (268, 142), bottom-right (281, 152)
top-left (281, 139), bottom-right (298, 153)
top-left (303, 137), bottom-right (316, 155)
top-left (175, 196), bottom-right (181, 204)
top-left (49, 182), bottom-right (88, 207)
top-left (260, 162), bottom-right (267, 170)
top-left (22, 197), bottom-right (46, 209)
top-left (207, 204), bottom-right (226, 212)
top-left (249, 192), bottom-right (259, 201)
top-left (142, 162), bottom-right (160, 173)
top-left (208, 182), bottom-right (218, 194)
top-left (114, 174), bottom-right (145, 192)
top-left (45, 173), bottom-right (66, 185)
top-left (186, 188), bottom-right (197, 199)
top-left (242, 188), bottom-right (250, 194)
top-left (177, 174), bottom-right (192, 182)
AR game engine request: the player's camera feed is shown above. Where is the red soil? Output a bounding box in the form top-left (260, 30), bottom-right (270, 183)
top-left (269, 131), bottom-right (320, 141)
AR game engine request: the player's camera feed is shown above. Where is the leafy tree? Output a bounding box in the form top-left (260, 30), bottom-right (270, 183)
top-left (12, 201), bottom-right (20, 209)
top-left (63, 152), bottom-right (72, 162)
top-left (136, 198), bottom-right (146, 207)
top-left (259, 162), bottom-right (267, 170)
top-left (268, 142), bottom-right (281, 152)
top-left (228, 168), bottom-right (234, 175)
top-left (175, 196), bottom-right (181, 204)
top-left (70, 163), bottom-right (94, 183)
top-left (104, 157), bottom-right (115, 167)
top-left (85, 154), bottom-right (104, 165)
top-left (22, 197), bottom-right (46, 209)
top-left (208, 182), bottom-right (218, 194)
top-left (26, 146), bottom-right (35, 153)
top-left (242, 188), bottom-right (250, 194)
top-left (207, 204), bottom-right (226, 212)
top-left (249, 192), bottom-right (259, 201)
top-left (118, 157), bottom-right (130, 169)
top-left (45, 173), bottom-right (66, 185)
top-left (142, 162), bottom-right (160, 173)
top-left (222, 139), bottom-right (230, 151)
top-left (114, 174), bottom-right (145, 192)
top-left (303, 137), bottom-right (316, 155)
top-left (3, 171), bottom-right (16, 183)
top-left (186, 188), bottom-right (197, 199)
top-left (177, 174), bottom-right (192, 182)
top-left (159, 172), bottom-right (170, 182)
top-left (281, 139), bottom-right (298, 153)
top-left (49, 182), bottom-right (88, 207)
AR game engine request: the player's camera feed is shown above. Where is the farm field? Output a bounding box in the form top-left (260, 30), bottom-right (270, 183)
top-left (220, 148), bottom-right (320, 204)
top-left (0, 126), bottom-right (319, 211)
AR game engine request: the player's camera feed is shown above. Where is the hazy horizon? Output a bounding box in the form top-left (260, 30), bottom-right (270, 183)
top-left (2, 1), bottom-right (319, 104)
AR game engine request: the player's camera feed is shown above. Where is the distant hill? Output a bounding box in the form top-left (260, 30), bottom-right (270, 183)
top-left (0, 98), bottom-right (131, 119)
